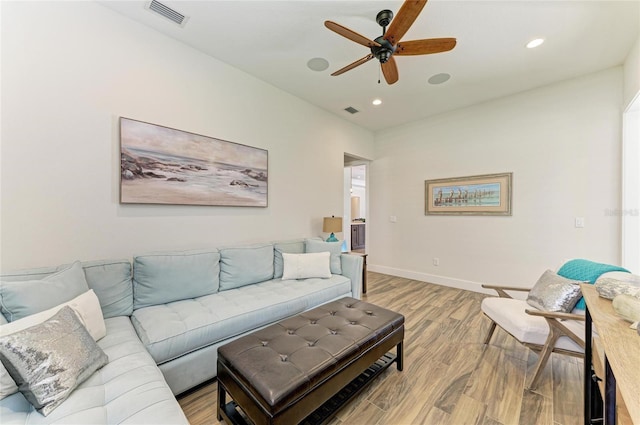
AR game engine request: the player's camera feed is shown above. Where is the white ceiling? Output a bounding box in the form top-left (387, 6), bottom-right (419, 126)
top-left (98, 1), bottom-right (639, 132)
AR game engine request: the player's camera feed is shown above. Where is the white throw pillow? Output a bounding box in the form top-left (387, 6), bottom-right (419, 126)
top-left (281, 252), bottom-right (331, 280)
top-left (0, 289), bottom-right (106, 400)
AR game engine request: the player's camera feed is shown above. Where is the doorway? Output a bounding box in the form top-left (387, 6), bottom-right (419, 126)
top-left (344, 155), bottom-right (368, 253)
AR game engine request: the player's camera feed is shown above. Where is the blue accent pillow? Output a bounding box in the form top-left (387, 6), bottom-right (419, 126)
top-left (557, 259), bottom-right (629, 309)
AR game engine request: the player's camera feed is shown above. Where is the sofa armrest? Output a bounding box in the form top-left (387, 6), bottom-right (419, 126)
top-left (340, 254), bottom-right (363, 299)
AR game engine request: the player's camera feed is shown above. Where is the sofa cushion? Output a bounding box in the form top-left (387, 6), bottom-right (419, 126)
top-left (0, 307), bottom-right (109, 416)
top-left (133, 250), bottom-right (220, 309)
top-left (305, 239), bottom-right (342, 274)
top-left (131, 275), bottom-right (352, 365)
top-left (0, 316), bottom-right (189, 424)
top-left (81, 260), bottom-right (133, 318)
top-left (0, 261), bottom-right (89, 322)
top-left (219, 244), bottom-right (274, 291)
top-left (273, 239), bottom-right (305, 279)
top-left (0, 259), bottom-right (133, 320)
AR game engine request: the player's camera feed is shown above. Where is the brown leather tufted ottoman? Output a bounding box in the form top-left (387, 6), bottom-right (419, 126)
top-left (216, 297), bottom-right (404, 425)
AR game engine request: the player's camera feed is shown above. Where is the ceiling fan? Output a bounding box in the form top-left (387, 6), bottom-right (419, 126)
top-left (324, 0), bottom-right (456, 85)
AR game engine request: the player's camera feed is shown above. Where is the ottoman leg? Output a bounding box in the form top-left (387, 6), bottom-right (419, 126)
top-left (217, 380), bottom-right (225, 422)
top-left (396, 341), bottom-right (404, 371)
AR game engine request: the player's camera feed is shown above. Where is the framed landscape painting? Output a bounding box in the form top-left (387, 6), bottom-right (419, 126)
top-left (120, 117), bottom-right (268, 207)
top-left (425, 172), bottom-right (512, 216)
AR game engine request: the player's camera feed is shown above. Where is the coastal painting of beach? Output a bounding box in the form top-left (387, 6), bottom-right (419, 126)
top-left (120, 118), bottom-right (267, 207)
top-left (425, 173), bottom-right (512, 215)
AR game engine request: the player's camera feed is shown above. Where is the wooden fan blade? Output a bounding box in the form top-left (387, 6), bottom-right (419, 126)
top-left (384, 0), bottom-right (428, 45)
top-left (396, 38), bottom-right (457, 55)
top-left (381, 56), bottom-right (399, 85)
top-left (324, 21), bottom-right (381, 48)
top-left (331, 54), bottom-right (375, 76)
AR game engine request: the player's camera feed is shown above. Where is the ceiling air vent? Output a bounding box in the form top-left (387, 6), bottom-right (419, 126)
top-left (344, 107), bottom-right (359, 114)
top-left (145, 0), bottom-right (189, 27)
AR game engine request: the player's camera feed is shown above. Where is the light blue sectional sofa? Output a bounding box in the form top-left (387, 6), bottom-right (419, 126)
top-left (0, 238), bottom-right (363, 424)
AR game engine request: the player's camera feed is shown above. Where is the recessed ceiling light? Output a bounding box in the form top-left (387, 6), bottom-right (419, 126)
top-left (372, 99), bottom-right (382, 106)
top-left (428, 73), bottom-right (451, 85)
top-left (307, 57), bottom-right (329, 71)
top-left (526, 38), bottom-right (544, 49)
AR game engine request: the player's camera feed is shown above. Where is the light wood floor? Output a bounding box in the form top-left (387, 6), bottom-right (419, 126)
top-left (178, 272), bottom-right (584, 425)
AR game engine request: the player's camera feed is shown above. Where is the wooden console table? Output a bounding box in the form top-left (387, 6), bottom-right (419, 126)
top-left (582, 284), bottom-right (639, 424)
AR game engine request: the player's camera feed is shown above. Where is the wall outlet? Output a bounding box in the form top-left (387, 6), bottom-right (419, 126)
top-left (433, 258), bottom-right (440, 266)
top-left (390, 215), bottom-right (397, 223)
top-left (575, 217), bottom-right (585, 228)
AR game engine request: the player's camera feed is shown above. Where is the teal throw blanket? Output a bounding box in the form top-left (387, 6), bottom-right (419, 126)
top-left (557, 259), bottom-right (629, 309)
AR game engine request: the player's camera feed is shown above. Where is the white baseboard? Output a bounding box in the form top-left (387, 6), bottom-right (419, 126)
top-left (368, 264), bottom-right (496, 295)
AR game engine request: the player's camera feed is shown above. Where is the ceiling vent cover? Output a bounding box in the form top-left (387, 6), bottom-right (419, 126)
top-left (145, 0), bottom-right (189, 27)
top-left (344, 107), bottom-right (359, 114)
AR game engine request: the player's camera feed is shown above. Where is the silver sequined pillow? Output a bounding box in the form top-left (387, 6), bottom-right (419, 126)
top-left (526, 270), bottom-right (584, 312)
top-left (0, 306), bottom-right (108, 416)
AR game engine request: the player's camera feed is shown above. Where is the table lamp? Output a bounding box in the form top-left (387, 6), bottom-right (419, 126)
top-left (323, 216), bottom-right (343, 242)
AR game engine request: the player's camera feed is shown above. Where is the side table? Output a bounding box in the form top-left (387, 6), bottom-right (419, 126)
top-left (582, 284), bottom-right (638, 424)
top-left (346, 252), bottom-right (368, 294)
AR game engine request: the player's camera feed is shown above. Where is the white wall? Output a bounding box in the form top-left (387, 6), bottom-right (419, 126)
top-left (622, 100), bottom-right (639, 273)
top-left (0, 2), bottom-right (374, 270)
top-left (622, 36), bottom-right (640, 273)
top-left (369, 68), bottom-right (624, 292)
top-left (623, 37), bottom-right (640, 109)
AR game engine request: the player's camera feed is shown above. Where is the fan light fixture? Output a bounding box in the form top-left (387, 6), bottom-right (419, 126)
top-left (526, 38), bottom-right (544, 49)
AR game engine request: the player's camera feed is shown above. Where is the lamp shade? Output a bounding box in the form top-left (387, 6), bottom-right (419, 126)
top-left (323, 216), bottom-right (343, 233)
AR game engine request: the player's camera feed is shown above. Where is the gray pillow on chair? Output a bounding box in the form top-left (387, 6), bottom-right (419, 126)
top-left (526, 270), bottom-right (583, 313)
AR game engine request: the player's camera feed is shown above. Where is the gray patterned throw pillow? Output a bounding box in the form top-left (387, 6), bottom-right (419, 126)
top-left (0, 306), bottom-right (108, 416)
top-left (526, 270), bottom-right (584, 312)
top-left (595, 277), bottom-right (640, 300)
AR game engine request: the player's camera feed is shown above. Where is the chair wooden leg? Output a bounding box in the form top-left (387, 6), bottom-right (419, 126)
top-left (483, 321), bottom-right (497, 345)
top-left (527, 326), bottom-right (560, 390)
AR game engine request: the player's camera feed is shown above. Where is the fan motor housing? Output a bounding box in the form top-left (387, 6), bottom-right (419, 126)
top-left (371, 36), bottom-right (396, 63)
top-left (376, 10), bottom-right (393, 27)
